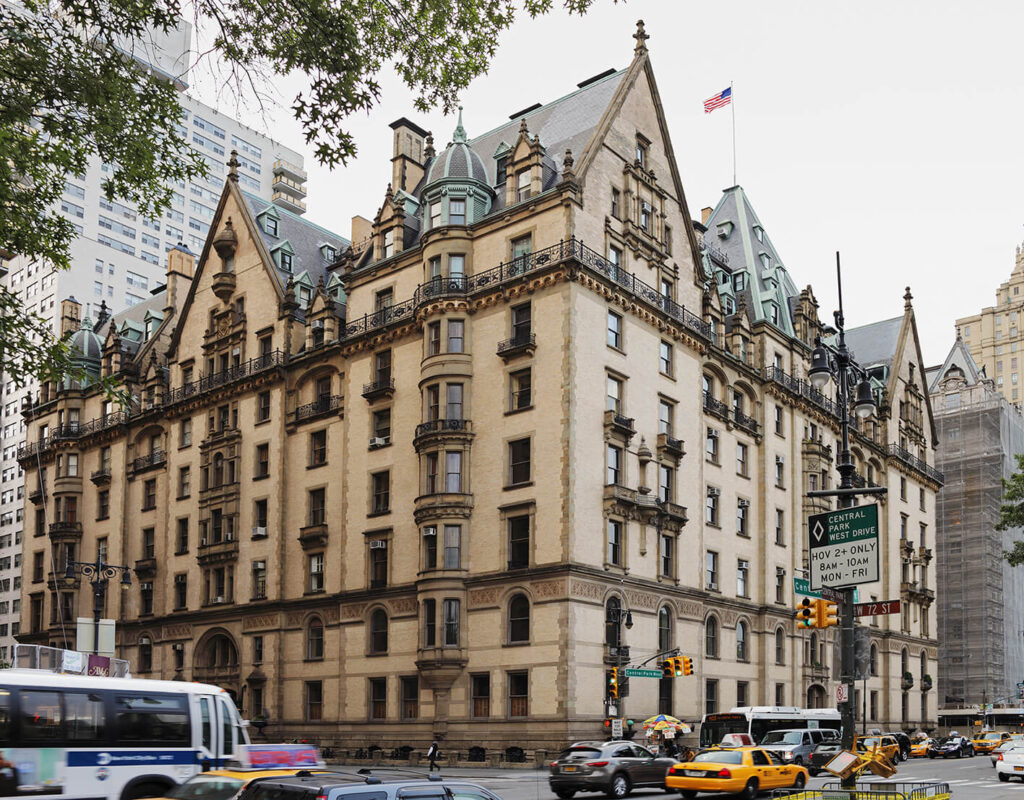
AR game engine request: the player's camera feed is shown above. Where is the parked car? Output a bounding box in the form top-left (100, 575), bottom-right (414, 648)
top-left (927, 735), bottom-right (975, 758)
top-left (993, 741), bottom-right (1024, 767)
top-left (548, 740), bottom-right (677, 798)
top-left (665, 747), bottom-right (807, 800)
top-left (807, 741), bottom-right (843, 777)
top-left (758, 728), bottom-right (834, 767)
top-left (878, 731), bottom-right (912, 761)
top-left (159, 769), bottom-right (333, 800)
top-left (238, 774), bottom-right (502, 800)
top-left (973, 731), bottom-right (1012, 753)
top-left (998, 744), bottom-right (1024, 782)
top-left (909, 737), bottom-right (932, 757)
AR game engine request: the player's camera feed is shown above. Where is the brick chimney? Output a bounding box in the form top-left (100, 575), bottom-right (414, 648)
top-left (701, 207), bottom-right (713, 225)
top-left (389, 118), bottom-right (430, 193)
top-left (60, 297), bottom-right (81, 337)
top-left (165, 242), bottom-right (196, 314)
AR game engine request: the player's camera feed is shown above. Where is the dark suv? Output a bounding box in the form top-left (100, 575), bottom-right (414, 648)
top-left (237, 772), bottom-right (503, 800)
top-left (879, 731), bottom-right (912, 762)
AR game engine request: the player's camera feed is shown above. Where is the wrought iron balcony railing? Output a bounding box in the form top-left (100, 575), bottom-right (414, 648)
top-left (733, 409), bottom-right (759, 435)
top-left (702, 393), bottom-right (729, 420)
top-left (294, 394), bottom-right (343, 421)
top-left (887, 443), bottom-right (944, 485)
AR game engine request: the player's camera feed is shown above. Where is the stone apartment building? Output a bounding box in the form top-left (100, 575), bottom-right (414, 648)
top-left (16, 25), bottom-right (940, 748)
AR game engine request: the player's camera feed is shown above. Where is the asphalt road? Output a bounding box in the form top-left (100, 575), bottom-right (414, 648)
top-left (413, 752), bottom-right (1024, 799)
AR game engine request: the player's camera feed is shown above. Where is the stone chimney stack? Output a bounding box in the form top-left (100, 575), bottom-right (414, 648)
top-left (701, 207), bottom-right (713, 225)
top-left (60, 297), bottom-right (81, 337)
top-left (351, 215), bottom-right (372, 250)
top-left (165, 243), bottom-right (196, 314)
top-left (388, 117), bottom-right (430, 193)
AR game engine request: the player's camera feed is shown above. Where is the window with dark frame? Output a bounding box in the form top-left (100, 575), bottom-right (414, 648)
top-left (401, 676), bottom-right (419, 719)
top-left (508, 515), bottom-right (530, 569)
top-left (176, 518), bottom-right (188, 553)
top-left (308, 488), bottom-right (326, 526)
top-left (508, 438), bottom-right (531, 485)
top-left (660, 533), bottom-right (673, 578)
top-left (306, 618), bottom-right (324, 660)
top-left (427, 321), bottom-right (441, 356)
top-left (257, 391), bottom-right (270, 422)
top-left (511, 303), bottom-right (531, 342)
top-left (371, 471), bottom-right (390, 514)
top-left (448, 319), bottom-right (464, 353)
top-left (369, 540), bottom-right (388, 589)
top-left (370, 608), bottom-right (388, 653)
top-left (607, 311), bottom-right (622, 349)
top-left (142, 479), bottom-right (156, 510)
top-left (508, 594), bottom-right (529, 643)
top-left (306, 681), bottom-right (323, 720)
top-left (423, 598), bottom-right (436, 646)
top-left (507, 671), bottom-right (528, 718)
top-left (256, 443), bottom-right (270, 477)
top-left (471, 673), bottom-right (490, 718)
top-left (372, 409), bottom-right (391, 443)
top-left (309, 431), bottom-right (326, 466)
top-left (607, 519), bottom-right (623, 566)
top-left (443, 598), bottom-right (460, 646)
top-left (510, 368), bottom-right (532, 410)
top-left (423, 526), bottom-right (437, 570)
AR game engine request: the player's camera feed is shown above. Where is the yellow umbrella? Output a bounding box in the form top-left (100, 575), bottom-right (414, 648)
top-left (642, 714), bottom-right (691, 733)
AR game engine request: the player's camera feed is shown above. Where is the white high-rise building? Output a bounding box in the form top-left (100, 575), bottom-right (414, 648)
top-left (0, 17), bottom-right (308, 661)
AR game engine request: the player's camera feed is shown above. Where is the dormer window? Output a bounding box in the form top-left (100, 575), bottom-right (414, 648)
top-left (449, 199), bottom-right (466, 226)
top-left (321, 245), bottom-right (337, 262)
top-left (753, 226), bottom-right (763, 243)
top-left (517, 171), bottom-right (530, 202)
top-left (770, 304), bottom-right (780, 325)
top-left (299, 285), bottom-right (311, 304)
top-left (430, 202), bottom-right (441, 229)
top-left (636, 138), bottom-right (647, 167)
top-left (760, 253), bottom-right (771, 269)
top-left (263, 215), bottom-right (278, 237)
top-left (383, 230), bottom-right (395, 259)
top-left (496, 156), bottom-right (508, 185)
top-left (733, 273), bottom-right (746, 292)
top-left (279, 251), bottom-right (292, 272)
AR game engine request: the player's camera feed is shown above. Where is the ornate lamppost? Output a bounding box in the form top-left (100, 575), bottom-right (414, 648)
top-left (64, 556), bottom-right (134, 655)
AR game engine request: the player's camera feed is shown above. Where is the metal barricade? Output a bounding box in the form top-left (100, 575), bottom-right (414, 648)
top-left (771, 782), bottom-right (951, 800)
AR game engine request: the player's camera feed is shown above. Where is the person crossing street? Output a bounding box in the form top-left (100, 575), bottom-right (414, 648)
top-left (427, 740), bottom-right (440, 772)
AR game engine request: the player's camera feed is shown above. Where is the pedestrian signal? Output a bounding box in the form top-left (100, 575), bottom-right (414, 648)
top-left (662, 659), bottom-right (674, 678)
top-left (797, 597), bottom-right (814, 628)
top-left (681, 656), bottom-right (693, 676)
top-left (817, 599), bottom-right (839, 628)
top-left (608, 667), bottom-right (619, 699)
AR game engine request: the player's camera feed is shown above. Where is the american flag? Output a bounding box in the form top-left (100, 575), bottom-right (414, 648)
top-left (704, 87), bottom-right (732, 113)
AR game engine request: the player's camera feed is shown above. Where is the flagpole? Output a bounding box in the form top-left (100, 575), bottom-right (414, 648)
top-left (731, 81), bottom-right (736, 186)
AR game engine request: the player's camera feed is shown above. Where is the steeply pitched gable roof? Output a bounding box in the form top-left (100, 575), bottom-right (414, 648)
top-left (927, 336), bottom-right (987, 393)
top-left (843, 316), bottom-right (904, 369)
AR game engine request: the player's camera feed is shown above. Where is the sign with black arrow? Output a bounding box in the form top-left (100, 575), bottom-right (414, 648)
top-left (808, 504), bottom-right (880, 590)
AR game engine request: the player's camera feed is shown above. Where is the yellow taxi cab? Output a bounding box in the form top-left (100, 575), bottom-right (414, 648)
top-left (665, 746), bottom-right (808, 800)
top-left (910, 737), bottom-right (933, 757)
top-left (157, 744), bottom-right (329, 800)
top-left (854, 735), bottom-right (900, 764)
top-left (973, 731), bottom-right (1012, 753)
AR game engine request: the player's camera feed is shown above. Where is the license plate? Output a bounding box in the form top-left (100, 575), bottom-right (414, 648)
top-left (1015, 766), bottom-right (1023, 772)
top-left (682, 770), bottom-right (704, 777)
top-left (562, 766), bottom-right (578, 773)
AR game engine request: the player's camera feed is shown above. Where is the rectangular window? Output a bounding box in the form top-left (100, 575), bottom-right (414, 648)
top-left (659, 400), bottom-right (674, 436)
top-left (306, 681), bottom-right (323, 721)
top-left (511, 302), bottom-right (532, 341)
top-left (97, 489), bottom-right (110, 520)
top-left (449, 254), bottom-right (465, 278)
top-left (423, 598), bottom-right (436, 645)
top-left (659, 465), bottom-right (674, 503)
top-left (424, 453), bottom-right (439, 495)
top-left (705, 679), bottom-right (718, 715)
top-left (443, 525), bottom-right (461, 569)
top-left (446, 383), bottom-right (463, 419)
top-left (178, 466), bottom-right (190, 498)
top-left (447, 319), bottom-right (464, 353)
top-left (606, 375), bottom-right (622, 413)
top-left (308, 487), bottom-right (326, 526)
top-left (508, 515), bottom-right (530, 569)
top-left (607, 311), bottom-right (622, 349)
top-left (705, 428), bottom-right (719, 463)
top-left (369, 540), bottom-right (388, 589)
top-left (607, 519), bottom-right (623, 566)
top-left (427, 321), bottom-right (441, 356)
top-left (308, 553), bottom-right (325, 593)
top-left (443, 598), bottom-right (460, 646)
top-left (508, 438), bottom-right (531, 485)
top-left (401, 676), bottom-right (419, 720)
top-left (372, 409), bottom-right (391, 443)
top-left (142, 479), bottom-right (156, 510)
top-left (516, 170), bottom-right (531, 202)
top-left (257, 391), bottom-right (270, 422)
top-left (775, 567), bottom-right (786, 603)
top-left (371, 471), bottom-right (390, 514)
top-left (775, 509), bottom-right (785, 546)
top-left (508, 671), bottom-right (528, 718)
top-left (775, 456), bottom-right (785, 487)
top-left (611, 188), bottom-right (620, 218)
top-left (255, 443), bottom-right (270, 477)
top-left (445, 451), bottom-right (462, 493)
top-left (660, 533), bottom-right (674, 578)
top-left (449, 199), bottom-right (466, 225)
top-left (309, 431), bottom-right (326, 466)
top-left (737, 559), bottom-right (749, 597)
top-left (471, 674), bottom-right (490, 718)
top-left (774, 405), bottom-right (784, 435)
top-left (705, 489), bottom-right (719, 526)
top-left (736, 442), bottom-right (748, 476)
top-left (736, 502), bottom-right (749, 536)
top-left (176, 519), bottom-right (189, 553)
top-left (430, 202), bottom-right (441, 229)
top-left (705, 551), bottom-right (718, 590)
top-left (659, 341), bottom-right (673, 376)
top-left (510, 368), bottom-right (532, 410)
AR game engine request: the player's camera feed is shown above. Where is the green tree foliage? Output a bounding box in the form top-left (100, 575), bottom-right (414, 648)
top-left (0, 0), bottom-right (606, 388)
top-left (996, 453), bottom-right (1024, 565)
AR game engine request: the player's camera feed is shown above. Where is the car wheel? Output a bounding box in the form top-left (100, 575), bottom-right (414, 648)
top-left (793, 773), bottom-right (806, 790)
top-left (679, 792), bottom-right (697, 800)
top-left (808, 768), bottom-right (820, 777)
top-left (607, 774), bottom-right (630, 799)
top-left (1000, 773), bottom-right (1010, 782)
top-left (792, 756), bottom-right (803, 767)
top-left (740, 778), bottom-right (758, 800)
top-left (556, 792), bottom-right (576, 799)
top-left (928, 753), bottom-right (935, 759)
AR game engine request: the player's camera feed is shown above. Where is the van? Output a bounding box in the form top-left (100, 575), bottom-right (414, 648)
top-left (759, 728), bottom-right (834, 766)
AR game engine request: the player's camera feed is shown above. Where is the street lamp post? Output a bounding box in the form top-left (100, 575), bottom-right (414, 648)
top-left (64, 556), bottom-right (133, 655)
top-left (806, 253), bottom-right (886, 790)
top-left (607, 602), bottom-right (634, 723)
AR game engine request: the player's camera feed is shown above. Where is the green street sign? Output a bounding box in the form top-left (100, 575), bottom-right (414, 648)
top-left (623, 668), bottom-right (663, 678)
top-left (795, 577), bottom-right (858, 602)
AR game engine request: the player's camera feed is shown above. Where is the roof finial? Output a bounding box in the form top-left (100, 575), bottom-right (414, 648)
top-left (453, 106), bottom-right (467, 143)
top-left (227, 149), bottom-right (240, 181)
top-left (904, 286), bottom-right (913, 310)
top-left (633, 19), bottom-right (649, 54)
top-left (424, 132), bottom-right (435, 159)
top-left (956, 325), bottom-right (962, 341)
top-left (519, 118), bottom-right (529, 136)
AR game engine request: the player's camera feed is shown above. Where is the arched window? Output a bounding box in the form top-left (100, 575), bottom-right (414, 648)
top-left (809, 632), bottom-right (819, 665)
top-left (508, 594), bottom-right (530, 643)
top-left (870, 644), bottom-right (878, 676)
top-left (736, 621), bottom-right (749, 661)
top-left (204, 634), bottom-right (237, 668)
top-left (307, 617), bottom-right (324, 660)
top-left (139, 635), bottom-right (152, 672)
top-left (658, 607), bottom-right (672, 653)
top-left (775, 628), bottom-right (785, 665)
top-left (605, 597), bottom-right (622, 648)
top-left (920, 651), bottom-right (927, 677)
top-left (370, 609), bottom-right (388, 653)
top-left (705, 616), bottom-right (719, 658)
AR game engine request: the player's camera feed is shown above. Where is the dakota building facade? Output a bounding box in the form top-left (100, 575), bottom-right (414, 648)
top-left (17, 27), bottom-right (940, 748)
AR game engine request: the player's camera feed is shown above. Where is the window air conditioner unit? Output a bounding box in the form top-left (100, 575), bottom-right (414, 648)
top-left (707, 583), bottom-right (718, 592)
top-left (200, 537), bottom-right (208, 546)
top-left (369, 540), bottom-right (387, 549)
top-left (738, 498), bottom-right (750, 508)
top-left (707, 487), bottom-right (721, 497)
top-left (213, 595), bottom-right (224, 604)
top-left (708, 429), bottom-right (719, 438)
top-left (225, 532), bottom-right (234, 541)
top-left (369, 437), bottom-right (387, 448)
top-left (252, 526), bottom-right (267, 538)
top-left (422, 527), bottom-right (436, 537)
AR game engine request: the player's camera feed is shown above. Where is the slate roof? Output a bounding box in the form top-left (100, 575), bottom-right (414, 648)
top-left (842, 316), bottom-right (904, 370)
top-left (244, 192), bottom-right (349, 286)
top-left (701, 186), bottom-right (800, 336)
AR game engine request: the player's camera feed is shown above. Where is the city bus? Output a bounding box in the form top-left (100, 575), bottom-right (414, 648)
top-left (699, 706), bottom-right (842, 747)
top-left (0, 668), bottom-right (250, 799)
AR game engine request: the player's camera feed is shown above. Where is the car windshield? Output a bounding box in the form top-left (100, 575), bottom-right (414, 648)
top-left (983, 733), bottom-right (1004, 740)
top-left (761, 731), bottom-right (803, 745)
top-left (692, 751), bottom-right (743, 764)
top-left (167, 776), bottom-right (245, 800)
top-left (859, 739), bottom-right (880, 747)
top-left (558, 747), bottom-right (602, 760)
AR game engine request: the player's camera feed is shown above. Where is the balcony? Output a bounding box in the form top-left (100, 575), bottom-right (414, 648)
top-left (764, 366), bottom-right (841, 419)
top-left (197, 537), bottom-right (239, 565)
top-left (803, 663), bottom-right (830, 680)
top-left (658, 500), bottom-right (688, 523)
top-left (90, 467), bottom-right (111, 485)
top-left (414, 418), bottom-right (473, 449)
top-left (129, 449), bottom-right (166, 476)
top-left (414, 492), bottom-right (474, 524)
top-left (918, 546), bottom-right (933, 564)
top-left (134, 557), bottom-right (157, 579)
top-left (497, 333), bottom-right (537, 360)
top-left (415, 645), bottom-right (468, 688)
top-left (604, 409), bottom-right (636, 442)
top-left (887, 443), bottom-right (944, 486)
top-left (657, 433), bottom-right (685, 461)
top-left (273, 159), bottom-right (308, 183)
top-left (271, 191), bottom-right (306, 214)
top-left (293, 394), bottom-right (343, 423)
top-left (733, 409), bottom-right (759, 436)
top-left (362, 377), bottom-right (395, 402)
top-left (48, 521), bottom-right (82, 541)
top-left (702, 393), bottom-right (729, 421)
top-left (271, 173), bottom-right (307, 198)
top-left (298, 523), bottom-right (328, 549)
top-left (166, 350), bottom-right (286, 405)
top-left (28, 487), bottom-right (43, 505)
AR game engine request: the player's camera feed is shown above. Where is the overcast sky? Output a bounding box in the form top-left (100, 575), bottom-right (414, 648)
top-left (191, 0), bottom-right (1024, 367)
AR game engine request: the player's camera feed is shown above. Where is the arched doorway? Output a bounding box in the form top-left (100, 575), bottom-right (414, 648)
top-left (807, 684), bottom-right (827, 709)
top-left (193, 628), bottom-right (241, 698)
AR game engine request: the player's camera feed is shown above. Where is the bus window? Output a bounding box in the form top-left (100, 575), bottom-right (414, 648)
top-left (115, 694), bottom-right (189, 746)
top-left (21, 690), bottom-right (63, 742)
top-left (217, 696), bottom-right (236, 759)
top-left (65, 692), bottom-right (106, 743)
top-left (199, 696), bottom-right (212, 752)
top-left (0, 689), bottom-right (10, 740)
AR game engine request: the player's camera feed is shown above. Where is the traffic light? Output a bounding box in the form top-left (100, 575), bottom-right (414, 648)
top-left (608, 667), bottom-right (619, 698)
top-left (669, 657), bottom-right (681, 677)
top-left (662, 659), bottom-right (674, 678)
top-left (797, 597), bottom-right (814, 628)
top-left (816, 599), bottom-right (839, 628)
top-left (681, 656), bottom-right (693, 676)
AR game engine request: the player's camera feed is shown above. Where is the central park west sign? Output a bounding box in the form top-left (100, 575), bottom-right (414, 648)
top-left (808, 504), bottom-right (880, 590)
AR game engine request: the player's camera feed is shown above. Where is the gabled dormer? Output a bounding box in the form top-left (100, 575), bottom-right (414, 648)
top-left (269, 240), bottom-right (294, 273)
top-left (291, 269), bottom-right (316, 309)
top-left (143, 309), bottom-right (164, 341)
top-left (505, 119), bottom-right (545, 208)
top-left (256, 205), bottom-right (281, 238)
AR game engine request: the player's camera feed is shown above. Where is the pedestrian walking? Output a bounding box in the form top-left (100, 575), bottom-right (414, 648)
top-left (427, 740), bottom-right (440, 772)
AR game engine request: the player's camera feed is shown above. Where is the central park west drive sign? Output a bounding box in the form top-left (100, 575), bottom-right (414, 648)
top-left (809, 504), bottom-right (879, 590)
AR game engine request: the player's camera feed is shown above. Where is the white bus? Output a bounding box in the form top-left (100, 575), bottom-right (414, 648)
top-left (0, 668), bottom-right (249, 799)
top-left (698, 706), bottom-right (842, 748)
